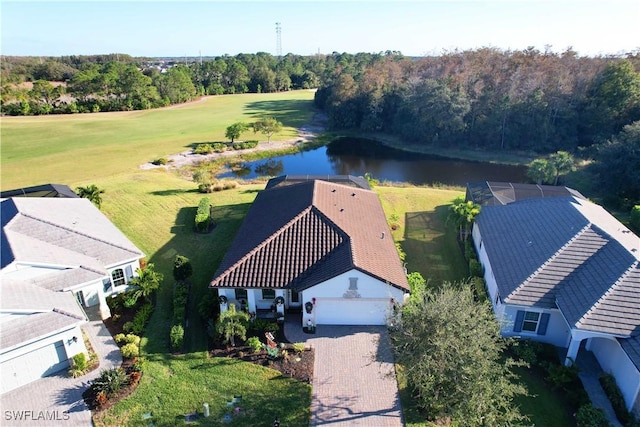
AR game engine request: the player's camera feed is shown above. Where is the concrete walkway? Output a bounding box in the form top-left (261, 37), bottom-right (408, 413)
top-left (576, 348), bottom-right (624, 427)
top-left (285, 318), bottom-right (404, 426)
top-left (0, 318), bottom-right (122, 427)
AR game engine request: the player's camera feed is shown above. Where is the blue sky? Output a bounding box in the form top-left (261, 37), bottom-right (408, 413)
top-left (2, 1), bottom-right (638, 57)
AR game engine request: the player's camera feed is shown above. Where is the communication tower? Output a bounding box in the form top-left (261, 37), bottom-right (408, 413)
top-left (275, 22), bottom-right (282, 59)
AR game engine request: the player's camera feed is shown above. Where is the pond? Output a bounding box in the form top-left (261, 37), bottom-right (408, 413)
top-left (217, 137), bottom-right (528, 186)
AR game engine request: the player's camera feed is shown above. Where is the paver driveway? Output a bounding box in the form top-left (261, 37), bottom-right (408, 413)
top-left (286, 321), bottom-right (404, 426)
top-left (0, 319), bottom-right (121, 427)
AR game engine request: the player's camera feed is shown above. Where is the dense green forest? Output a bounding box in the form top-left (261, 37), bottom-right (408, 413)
top-left (314, 48), bottom-right (640, 150)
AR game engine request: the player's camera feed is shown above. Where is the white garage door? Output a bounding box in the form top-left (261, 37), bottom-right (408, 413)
top-left (314, 298), bottom-right (390, 325)
top-left (1, 341), bottom-right (69, 394)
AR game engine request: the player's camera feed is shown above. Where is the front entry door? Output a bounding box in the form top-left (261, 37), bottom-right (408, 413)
top-left (289, 290), bottom-right (301, 308)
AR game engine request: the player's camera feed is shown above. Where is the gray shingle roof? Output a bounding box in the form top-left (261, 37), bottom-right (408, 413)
top-left (211, 178), bottom-right (409, 292)
top-left (620, 335), bottom-right (640, 370)
top-left (1, 311), bottom-right (84, 351)
top-left (0, 282), bottom-right (86, 351)
top-left (477, 196), bottom-right (640, 338)
top-left (2, 198), bottom-right (143, 269)
top-left (1, 197), bottom-right (144, 352)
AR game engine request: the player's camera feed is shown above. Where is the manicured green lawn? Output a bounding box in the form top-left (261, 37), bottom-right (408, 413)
top-left (98, 171), bottom-right (262, 353)
top-left (376, 185), bottom-right (468, 285)
top-left (92, 352), bottom-right (311, 427)
top-left (0, 90), bottom-right (315, 190)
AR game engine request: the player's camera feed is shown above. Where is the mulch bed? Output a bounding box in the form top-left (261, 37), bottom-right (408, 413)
top-left (210, 343), bottom-right (314, 384)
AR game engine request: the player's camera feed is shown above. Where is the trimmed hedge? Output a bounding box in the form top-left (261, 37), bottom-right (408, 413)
top-left (173, 284), bottom-right (189, 326)
top-left (195, 197), bottom-right (211, 232)
top-left (599, 373), bottom-right (636, 425)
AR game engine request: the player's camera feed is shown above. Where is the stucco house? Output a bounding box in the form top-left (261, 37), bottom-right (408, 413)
top-left (1, 194), bottom-right (144, 394)
top-left (210, 175), bottom-right (409, 327)
top-left (470, 183), bottom-right (640, 415)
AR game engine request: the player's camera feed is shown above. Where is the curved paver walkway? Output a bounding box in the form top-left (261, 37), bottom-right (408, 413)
top-left (0, 319), bottom-right (122, 427)
top-left (285, 318), bottom-right (404, 426)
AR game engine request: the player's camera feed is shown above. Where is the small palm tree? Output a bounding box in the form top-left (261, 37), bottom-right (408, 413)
top-left (448, 197), bottom-right (481, 241)
top-left (216, 304), bottom-right (249, 347)
top-left (129, 263), bottom-right (164, 303)
top-left (76, 184), bottom-right (105, 208)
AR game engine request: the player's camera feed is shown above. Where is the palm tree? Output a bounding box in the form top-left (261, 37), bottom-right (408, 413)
top-left (549, 151), bottom-right (575, 185)
top-left (448, 197), bottom-right (481, 241)
top-left (216, 304), bottom-right (249, 346)
top-left (76, 184), bottom-right (105, 208)
top-left (129, 263), bottom-right (164, 303)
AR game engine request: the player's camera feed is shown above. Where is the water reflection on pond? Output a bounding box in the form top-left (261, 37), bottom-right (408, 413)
top-left (218, 137), bottom-right (528, 186)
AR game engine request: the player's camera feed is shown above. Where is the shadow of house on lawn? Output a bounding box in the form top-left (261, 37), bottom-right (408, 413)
top-left (142, 201), bottom-right (253, 356)
top-left (403, 206), bottom-right (469, 286)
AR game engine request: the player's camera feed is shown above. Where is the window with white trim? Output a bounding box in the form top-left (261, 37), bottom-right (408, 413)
top-left (522, 311), bottom-right (540, 332)
top-left (111, 269), bottom-right (125, 287)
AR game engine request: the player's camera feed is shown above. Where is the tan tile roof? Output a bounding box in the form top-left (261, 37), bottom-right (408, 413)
top-left (211, 178), bottom-right (409, 292)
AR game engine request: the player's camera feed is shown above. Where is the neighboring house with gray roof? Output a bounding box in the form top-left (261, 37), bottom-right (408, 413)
top-left (471, 192), bottom-right (640, 414)
top-left (1, 196), bottom-right (144, 394)
top-left (210, 176), bottom-right (409, 327)
top-left (466, 181), bottom-right (585, 206)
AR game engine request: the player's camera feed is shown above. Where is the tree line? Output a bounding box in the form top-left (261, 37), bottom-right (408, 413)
top-left (1, 51), bottom-right (396, 114)
top-left (314, 47), bottom-right (640, 151)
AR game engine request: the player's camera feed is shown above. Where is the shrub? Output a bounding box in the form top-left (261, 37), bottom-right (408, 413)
top-left (232, 140), bottom-right (259, 150)
top-left (247, 318), bottom-right (277, 336)
top-left (464, 240), bottom-right (476, 261)
top-left (222, 180), bottom-right (238, 190)
top-left (96, 391), bottom-right (108, 407)
top-left (576, 404), bottom-right (611, 427)
top-left (599, 373), bottom-right (633, 425)
top-left (170, 325), bottom-right (184, 351)
top-left (293, 342), bottom-right (306, 353)
top-left (470, 276), bottom-right (487, 302)
top-left (198, 183), bottom-right (213, 193)
top-left (510, 340), bottom-right (542, 366)
top-left (469, 258), bottom-right (483, 277)
top-left (152, 157), bottom-right (168, 165)
top-left (123, 321), bottom-right (134, 333)
top-left (211, 181), bottom-right (225, 192)
top-left (123, 292), bottom-right (139, 308)
top-left (129, 371), bottom-right (142, 385)
top-left (194, 143), bottom-right (213, 154)
top-left (130, 303), bottom-right (153, 335)
top-left (131, 357), bottom-right (146, 373)
top-left (69, 353), bottom-right (88, 378)
top-left (73, 352), bottom-right (88, 370)
top-left (631, 205), bottom-right (640, 233)
top-left (173, 283), bottom-right (189, 325)
top-left (125, 334), bottom-right (141, 346)
top-left (247, 336), bottom-right (262, 353)
top-left (546, 362), bottom-right (580, 390)
top-left (212, 142), bottom-right (227, 152)
top-left (121, 342), bottom-right (140, 359)
top-left (173, 255), bottom-right (193, 283)
top-left (92, 367), bottom-right (127, 398)
top-left (115, 333), bottom-right (126, 344)
top-left (195, 197), bottom-right (212, 232)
